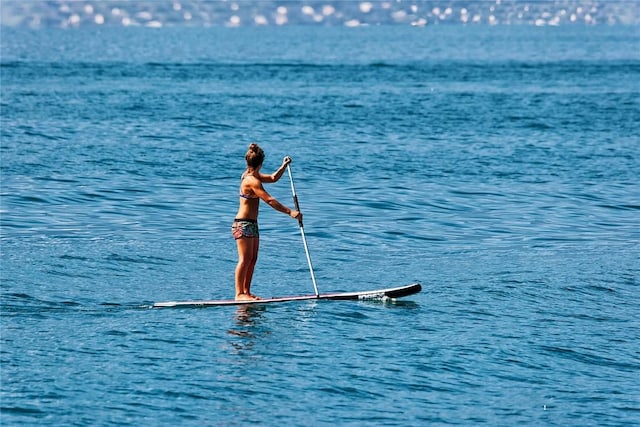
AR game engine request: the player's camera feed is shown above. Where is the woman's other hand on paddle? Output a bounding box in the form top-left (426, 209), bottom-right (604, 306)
top-left (282, 156), bottom-right (292, 166)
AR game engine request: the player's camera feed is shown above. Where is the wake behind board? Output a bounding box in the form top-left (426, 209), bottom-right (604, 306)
top-left (153, 283), bottom-right (421, 308)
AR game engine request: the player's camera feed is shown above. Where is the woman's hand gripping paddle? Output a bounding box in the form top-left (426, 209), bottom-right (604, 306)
top-left (286, 160), bottom-right (319, 297)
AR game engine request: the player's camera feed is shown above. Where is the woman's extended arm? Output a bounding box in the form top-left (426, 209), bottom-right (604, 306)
top-left (259, 156), bottom-right (292, 183)
top-left (252, 180), bottom-right (301, 220)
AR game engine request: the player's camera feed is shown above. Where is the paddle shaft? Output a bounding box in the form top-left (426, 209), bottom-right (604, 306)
top-left (286, 165), bottom-right (319, 297)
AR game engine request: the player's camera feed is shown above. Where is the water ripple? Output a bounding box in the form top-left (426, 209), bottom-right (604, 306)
top-left (1, 26), bottom-right (639, 427)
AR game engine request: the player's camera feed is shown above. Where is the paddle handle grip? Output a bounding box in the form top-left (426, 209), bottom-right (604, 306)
top-left (287, 164), bottom-right (303, 227)
top-left (292, 194), bottom-right (303, 227)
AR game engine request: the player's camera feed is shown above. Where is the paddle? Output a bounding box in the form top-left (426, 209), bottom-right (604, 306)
top-left (286, 162), bottom-right (320, 297)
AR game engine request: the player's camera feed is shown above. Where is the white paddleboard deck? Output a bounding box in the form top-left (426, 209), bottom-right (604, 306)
top-left (153, 283), bottom-right (421, 308)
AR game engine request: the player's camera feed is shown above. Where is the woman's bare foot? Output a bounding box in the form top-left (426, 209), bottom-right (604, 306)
top-left (235, 293), bottom-right (261, 301)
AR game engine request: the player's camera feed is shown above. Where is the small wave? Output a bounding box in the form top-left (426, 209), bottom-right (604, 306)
top-left (12, 194), bottom-right (52, 205)
top-left (1, 293), bottom-right (82, 315)
top-left (539, 345), bottom-right (638, 371)
top-left (23, 130), bottom-right (69, 141)
top-left (368, 61), bottom-right (396, 68)
top-left (598, 203), bottom-right (640, 211)
top-left (1, 293), bottom-right (153, 316)
top-left (34, 176), bottom-right (79, 184)
top-left (183, 121), bottom-right (235, 130)
top-left (0, 406), bottom-right (47, 417)
top-left (105, 253), bottom-right (173, 265)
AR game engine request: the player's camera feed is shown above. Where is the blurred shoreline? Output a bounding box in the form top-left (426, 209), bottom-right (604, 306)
top-left (1, 0), bottom-right (638, 29)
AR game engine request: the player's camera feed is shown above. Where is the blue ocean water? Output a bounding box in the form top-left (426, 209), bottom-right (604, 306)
top-left (1, 25), bottom-right (639, 426)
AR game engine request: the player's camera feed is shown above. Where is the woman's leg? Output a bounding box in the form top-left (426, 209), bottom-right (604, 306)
top-left (235, 237), bottom-right (251, 299)
top-left (243, 237), bottom-right (259, 298)
top-left (235, 237), bottom-right (260, 300)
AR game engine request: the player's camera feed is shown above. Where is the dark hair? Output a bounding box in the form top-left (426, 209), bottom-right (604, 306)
top-left (245, 143), bottom-right (265, 169)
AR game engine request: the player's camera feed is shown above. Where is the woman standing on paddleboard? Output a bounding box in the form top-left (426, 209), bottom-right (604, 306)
top-left (232, 143), bottom-right (302, 301)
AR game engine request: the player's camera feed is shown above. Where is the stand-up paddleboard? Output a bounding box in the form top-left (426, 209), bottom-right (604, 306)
top-left (155, 166), bottom-right (422, 309)
top-left (153, 283), bottom-right (421, 308)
